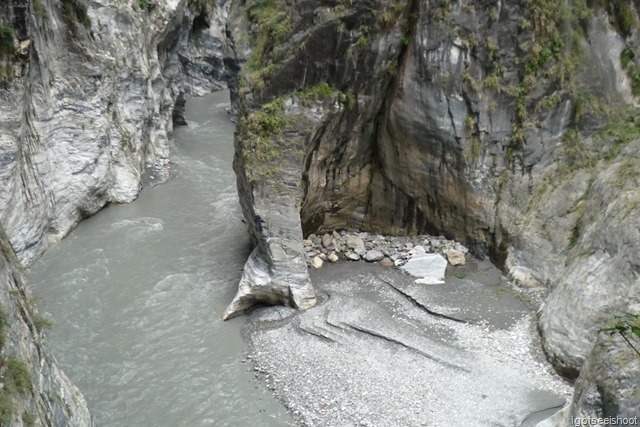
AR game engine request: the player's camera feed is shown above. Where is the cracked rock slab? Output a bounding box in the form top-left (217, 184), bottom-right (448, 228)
top-left (245, 262), bottom-right (570, 427)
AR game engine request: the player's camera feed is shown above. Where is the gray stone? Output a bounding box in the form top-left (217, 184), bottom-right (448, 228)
top-left (322, 233), bottom-right (333, 248)
top-left (538, 332), bottom-right (640, 425)
top-left (354, 245), bottom-right (367, 256)
top-left (347, 235), bottom-right (365, 249)
top-left (364, 249), bottom-right (384, 262)
top-left (408, 245), bottom-right (426, 255)
top-left (346, 252), bottom-right (361, 261)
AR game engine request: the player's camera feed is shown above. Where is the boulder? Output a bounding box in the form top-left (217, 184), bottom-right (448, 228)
top-left (328, 252), bottom-right (339, 263)
top-left (322, 233), bottom-right (333, 248)
top-left (347, 235), bottom-right (365, 249)
top-left (401, 253), bottom-right (448, 285)
top-left (445, 249), bottom-right (466, 266)
top-left (364, 249), bottom-right (384, 262)
top-left (379, 258), bottom-right (395, 267)
top-left (408, 245), bottom-right (426, 255)
top-left (354, 245), bottom-right (367, 256)
top-left (310, 256), bottom-right (324, 269)
top-left (346, 252), bottom-right (360, 261)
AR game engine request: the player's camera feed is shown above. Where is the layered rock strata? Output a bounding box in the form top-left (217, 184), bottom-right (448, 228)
top-left (0, 0), bottom-right (231, 265)
top-left (1, 226), bottom-right (91, 426)
top-left (225, 0), bottom-right (640, 418)
top-left (0, 0), bottom-right (231, 424)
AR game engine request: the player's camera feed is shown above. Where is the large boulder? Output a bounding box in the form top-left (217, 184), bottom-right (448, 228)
top-left (538, 331), bottom-right (640, 426)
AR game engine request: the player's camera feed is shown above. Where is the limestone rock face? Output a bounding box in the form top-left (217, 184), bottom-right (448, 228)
top-left (226, 0), bottom-right (640, 400)
top-left (539, 332), bottom-right (640, 426)
top-left (0, 0), bottom-right (232, 424)
top-left (0, 227), bottom-right (91, 426)
top-left (0, 0), bottom-right (232, 265)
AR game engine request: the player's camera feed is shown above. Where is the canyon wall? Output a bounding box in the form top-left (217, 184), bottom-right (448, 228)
top-left (226, 0), bottom-right (640, 420)
top-left (0, 0), bottom-right (231, 424)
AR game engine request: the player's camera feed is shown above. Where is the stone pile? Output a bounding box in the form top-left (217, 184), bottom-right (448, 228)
top-left (303, 230), bottom-right (468, 269)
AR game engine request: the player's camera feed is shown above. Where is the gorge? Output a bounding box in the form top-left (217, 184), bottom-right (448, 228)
top-left (0, 0), bottom-right (639, 426)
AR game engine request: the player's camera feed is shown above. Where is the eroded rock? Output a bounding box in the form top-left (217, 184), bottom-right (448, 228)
top-left (446, 249), bottom-right (466, 266)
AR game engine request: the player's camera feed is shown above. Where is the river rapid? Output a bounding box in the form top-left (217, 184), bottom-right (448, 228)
top-left (29, 91), bottom-right (293, 427)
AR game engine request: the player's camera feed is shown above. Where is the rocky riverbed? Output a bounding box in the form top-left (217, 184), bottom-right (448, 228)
top-left (304, 231), bottom-right (468, 269)
top-left (244, 260), bottom-right (572, 427)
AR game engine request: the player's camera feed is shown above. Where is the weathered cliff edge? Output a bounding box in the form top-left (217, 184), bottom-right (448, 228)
top-left (225, 0), bottom-right (640, 419)
top-left (1, 226), bottom-right (91, 426)
top-left (0, 0), bottom-right (230, 424)
top-left (0, 0), bottom-right (230, 265)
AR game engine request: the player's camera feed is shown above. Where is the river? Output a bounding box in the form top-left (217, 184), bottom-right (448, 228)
top-left (29, 91), bottom-right (294, 427)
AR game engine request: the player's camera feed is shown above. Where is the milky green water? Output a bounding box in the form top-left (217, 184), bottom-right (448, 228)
top-left (29, 91), bottom-right (294, 427)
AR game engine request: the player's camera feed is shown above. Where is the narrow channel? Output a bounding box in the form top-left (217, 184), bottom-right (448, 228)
top-left (28, 91), bottom-right (294, 426)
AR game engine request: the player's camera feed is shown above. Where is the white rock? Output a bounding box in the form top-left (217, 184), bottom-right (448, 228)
top-left (401, 253), bottom-right (448, 284)
top-left (310, 256), bottom-right (324, 269)
top-left (321, 233), bottom-right (332, 247)
top-left (328, 253), bottom-right (339, 263)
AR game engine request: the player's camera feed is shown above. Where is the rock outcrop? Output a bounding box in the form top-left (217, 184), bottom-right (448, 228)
top-left (0, 0), bottom-right (232, 424)
top-left (1, 226), bottom-right (91, 426)
top-left (0, 0), bottom-right (231, 265)
top-left (225, 0), bottom-right (640, 417)
top-left (538, 331), bottom-right (640, 426)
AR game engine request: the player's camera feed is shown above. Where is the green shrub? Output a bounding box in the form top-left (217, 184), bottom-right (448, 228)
top-left (4, 359), bottom-right (33, 395)
top-left (22, 411), bottom-right (37, 427)
top-left (0, 25), bottom-right (15, 58)
top-left (33, 316), bottom-right (52, 332)
top-left (0, 394), bottom-right (13, 426)
top-left (61, 0), bottom-right (91, 29)
top-left (246, 0), bottom-right (291, 70)
top-left (33, 0), bottom-right (47, 19)
top-left (600, 313), bottom-right (640, 357)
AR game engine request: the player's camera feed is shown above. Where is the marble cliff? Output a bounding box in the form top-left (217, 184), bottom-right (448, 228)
top-left (224, 0), bottom-right (640, 421)
top-left (0, 0), bottom-right (638, 424)
top-left (0, 0), bottom-right (229, 424)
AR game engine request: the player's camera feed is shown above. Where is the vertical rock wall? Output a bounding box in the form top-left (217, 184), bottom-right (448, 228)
top-left (226, 0), bottom-right (640, 417)
top-left (0, 0), bottom-right (231, 265)
top-left (1, 226), bottom-right (92, 426)
top-left (0, 0), bottom-right (232, 424)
